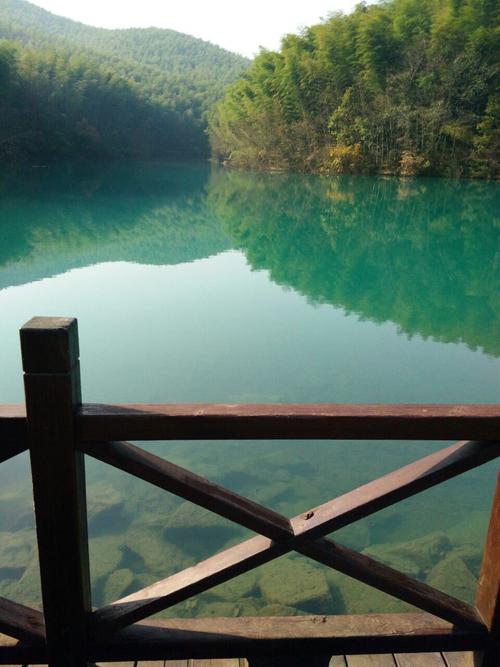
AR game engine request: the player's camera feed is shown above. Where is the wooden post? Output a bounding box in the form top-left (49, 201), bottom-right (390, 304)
top-left (476, 470), bottom-right (500, 667)
top-left (21, 317), bottom-right (91, 666)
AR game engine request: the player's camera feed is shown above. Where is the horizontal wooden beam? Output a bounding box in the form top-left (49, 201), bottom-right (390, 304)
top-left (0, 638), bottom-right (47, 665)
top-left (93, 440), bottom-right (496, 631)
top-left (89, 614), bottom-right (490, 662)
top-left (0, 597), bottom-right (45, 644)
top-left (77, 403), bottom-right (500, 441)
top-left (0, 405), bottom-right (27, 463)
top-left (5, 403), bottom-right (499, 446)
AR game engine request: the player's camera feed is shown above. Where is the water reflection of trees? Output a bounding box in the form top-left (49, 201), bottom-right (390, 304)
top-left (1, 163), bottom-right (498, 356)
top-left (208, 170), bottom-right (499, 357)
top-left (0, 162), bottom-right (230, 287)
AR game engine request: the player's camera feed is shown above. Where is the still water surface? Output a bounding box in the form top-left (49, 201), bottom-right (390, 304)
top-left (0, 162), bottom-right (498, 617)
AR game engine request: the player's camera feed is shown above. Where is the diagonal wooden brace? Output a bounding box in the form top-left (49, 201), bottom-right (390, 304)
top-left (0, 596), bottom-right (46, 644)
top-left (89, 439), bottom-right (498, 632)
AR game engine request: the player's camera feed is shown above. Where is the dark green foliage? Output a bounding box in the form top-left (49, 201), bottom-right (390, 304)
top-left (210, 0), bottom-right (499, 177)
top-left (0, 0), bottom-right (249, 161)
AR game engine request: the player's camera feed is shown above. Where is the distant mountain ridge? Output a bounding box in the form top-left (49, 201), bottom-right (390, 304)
top-left (0, 0), bottom-right (248, 85)
top-left (0, 0), bottom-right (249, 160)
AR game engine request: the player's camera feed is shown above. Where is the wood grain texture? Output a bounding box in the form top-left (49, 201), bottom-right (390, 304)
top-left (82, 440), bottom-right (292, 540)
top-left (247, 656), bottom-right (331, 666)
top-left (77, 403), bottom-right (500, 442)
top-left (20, 316), bottom-right (79, 374)
top-left (0, 597), bottom-right (45, 644)
top-left (88, 614), bottom-right (488, 663)
top-left (394, 654), bottom-right (445, 666)
top-left (443, 653), bottom-right (479, 666)
top-left (191, 660), bottom-right (242, 666)
top-left (475, 471), bottom-right (500, 667)
top-left (22, 317), bottom-right (91, 667)
top-left (476, 471), bottom-right (500, 632)
top-left (347, 656), bottom-right (395, 666)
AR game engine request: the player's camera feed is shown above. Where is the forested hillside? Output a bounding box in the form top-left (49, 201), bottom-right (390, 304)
top-left (210, 0), bottom-right (499, 178)
top-left (0, 0), bottom-right (249, 161)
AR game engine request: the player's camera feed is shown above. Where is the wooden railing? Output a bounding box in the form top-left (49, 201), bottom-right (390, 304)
top-left (0, 317), bottom-right (498, 666)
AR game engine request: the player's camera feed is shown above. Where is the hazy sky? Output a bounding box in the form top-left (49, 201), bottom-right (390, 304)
top-left (29, 1), bottom-right (365, 57)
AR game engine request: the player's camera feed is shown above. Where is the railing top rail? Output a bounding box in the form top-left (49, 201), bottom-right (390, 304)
top-left (0, 404), bottom-right (28, 463)
top-left (76, 402), bottom-right (500, 441)
top-left (2, 402), bottom-right (499, 455)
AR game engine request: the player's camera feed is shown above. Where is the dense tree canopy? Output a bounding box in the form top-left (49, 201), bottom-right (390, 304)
top-left (0, 0), bottom-right (249, 161)
top-left (210, 0), bottom-right (499, 177)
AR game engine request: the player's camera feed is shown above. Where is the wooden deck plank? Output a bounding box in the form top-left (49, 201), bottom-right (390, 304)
top-left (89, 614), bottom-right (488, 662)
top-left (190, 660), bottom-right (242, 666)
top-left (443, 653), bottom-right (478, 666)
top-left (346, 656), bottom-right (396, 666)
top-left (0, 654), bottom-right (478, 666)
top-left (395, 653), bottom-right (446, 666)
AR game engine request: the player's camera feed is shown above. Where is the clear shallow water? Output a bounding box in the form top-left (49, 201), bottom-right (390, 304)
top-left (0, 162), bottom-right (498, 618)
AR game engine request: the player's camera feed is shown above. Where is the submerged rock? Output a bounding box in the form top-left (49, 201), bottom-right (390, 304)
top-left (450, 544), bottom-right (482, 577)
top-left (365, 532), bottom-right (453, 578)
top-left (198, 601), bottom-right (242, 617)
top-left (124, 523), bottom-right (192, 577)
top-left (88, 535), bottom-right (124, 582)
top-left (211, 570), bottom-right (258, 601)
top-left (0, 493), bottom-right (35, 532)
top-left (258, 558), bottom-right (332, 613)
top-left (335, 522), bottom-right (371, 551)
top-left (325, 569), bottom-right (413, 615)
top-left (103, 567), bottom-right (135, 603)
top-left (426, 552), bottom-right (478, 603)
top-left (256, 604), bottom-right (300, 616)
top-left (87, 482), bottom-right (126, 536)
top-left (163, 501), bottom-right (243, 558)
top-left (448, 511), bottom-right (490, 547)
top-left (11, 556), bottom-right (42, 608)
top-left (0, 530), bottom-right (36, 570)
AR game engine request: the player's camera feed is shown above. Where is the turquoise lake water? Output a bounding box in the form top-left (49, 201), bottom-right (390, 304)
top-left (0, 161), bottom-right (498, 618)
